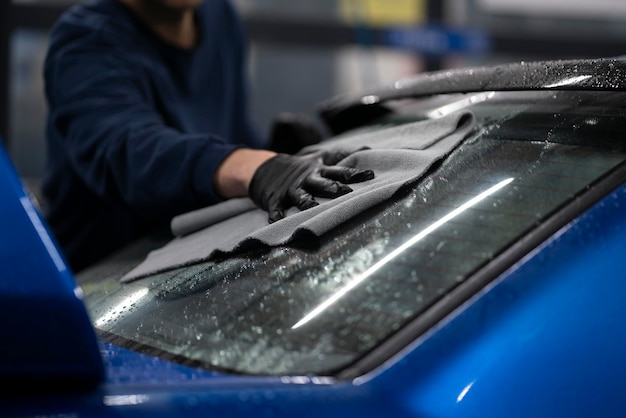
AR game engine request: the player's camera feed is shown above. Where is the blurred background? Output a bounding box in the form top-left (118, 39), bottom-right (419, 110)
top-left (2, 0), bottom-right (626, 189)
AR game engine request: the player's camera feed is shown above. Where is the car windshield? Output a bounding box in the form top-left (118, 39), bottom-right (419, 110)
top-left (77, 89), bottom-right (626, 377)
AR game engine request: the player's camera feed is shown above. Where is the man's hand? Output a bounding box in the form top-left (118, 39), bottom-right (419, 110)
top-left (249, 150), bottom-right (374, 223)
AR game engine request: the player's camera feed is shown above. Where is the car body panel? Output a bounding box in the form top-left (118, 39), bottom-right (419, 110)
top-left (0, 142), bottom-right (103, 390)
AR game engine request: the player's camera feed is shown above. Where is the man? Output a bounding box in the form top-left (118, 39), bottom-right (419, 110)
top-left (43, 0), bottom-right (373, 272)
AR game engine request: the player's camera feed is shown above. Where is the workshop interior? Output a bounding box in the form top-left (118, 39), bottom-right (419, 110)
top-left (2, 0), bottom-right (626, 195)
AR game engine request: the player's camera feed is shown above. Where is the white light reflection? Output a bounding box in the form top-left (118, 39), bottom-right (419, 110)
top-left (457, 380), bottom-right (476, 403)
top-left (19, 196), bottom-right (67, 272)
top-left (427, 92), bottom-right (495, 119)
top-left (95, 288), bottom-right (149, 327)
top-left (544, 74), bottom-right (592, 88)
top-left (361, 95), bottom-right (380, 105)
top-left (292, 177), bottom-right (514, 330)
top-left (103, 394), bottom-right (150, 406)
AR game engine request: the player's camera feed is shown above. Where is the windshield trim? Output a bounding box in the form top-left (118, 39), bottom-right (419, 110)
top-left (319, 59), bottom-right (626, 134)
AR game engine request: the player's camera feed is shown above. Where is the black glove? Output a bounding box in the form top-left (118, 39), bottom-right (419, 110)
top-left (249, 150), bottom-right (374, 223)
top-left (268, 112), bottom-right (324, 155)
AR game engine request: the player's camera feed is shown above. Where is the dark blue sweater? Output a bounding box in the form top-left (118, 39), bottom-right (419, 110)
top-left (42, 0), bottom-right (266, 271)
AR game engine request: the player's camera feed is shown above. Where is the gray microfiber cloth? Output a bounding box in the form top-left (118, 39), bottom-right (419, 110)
top-left (121, 111), bottom-right (475, 282)
top-left (171, 197), bottom-right (258, 237)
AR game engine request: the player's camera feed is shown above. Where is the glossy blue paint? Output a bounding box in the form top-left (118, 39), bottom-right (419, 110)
top-left (369, 183), bottom-right (626, 417)
top-left (0, 141), bottom-right (104, 388)
top-left (6, 341), bottom-right (386, 417)
top-left (100, 342), bottom-right (222, 385)
top-left (90, 342), bottom-right (390, 417)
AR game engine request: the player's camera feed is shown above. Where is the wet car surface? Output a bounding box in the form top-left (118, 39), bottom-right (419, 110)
top-left (4, 58), bottom-right (626, 417)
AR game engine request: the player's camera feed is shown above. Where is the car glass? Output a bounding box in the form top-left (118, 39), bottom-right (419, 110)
top-left (78, 90), bottom-right (626, 376)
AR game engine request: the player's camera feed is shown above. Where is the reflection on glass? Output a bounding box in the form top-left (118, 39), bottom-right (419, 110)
top-left (94, 288), bottom-right (149, 328)
top-left (292, 177), bottom-right (514, 329)
top-left (544, 75), bottom-right (592, 88)
top-left (427, 92), bottom-right (495, 119)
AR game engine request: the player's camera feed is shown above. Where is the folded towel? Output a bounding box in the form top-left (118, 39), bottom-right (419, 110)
top-left (121, 111), bottom-right (475, 282)
top-left (171, 197), bottom-right (257, 237)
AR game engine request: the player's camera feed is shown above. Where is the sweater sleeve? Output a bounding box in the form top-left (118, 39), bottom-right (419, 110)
top-left (45, 49), bottom-right (240, 222)
top-left (223, 0), bottom-right (267, 150)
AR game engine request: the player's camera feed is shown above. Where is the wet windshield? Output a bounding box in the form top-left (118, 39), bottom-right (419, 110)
top-left (78, 90), bottom-right (626, 376)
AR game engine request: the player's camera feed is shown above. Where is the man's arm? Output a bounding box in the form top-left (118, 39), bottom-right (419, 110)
top-left (45, 51), bottom-right (240, 221)
top-left (213, 148), bottom-right (276, 198)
